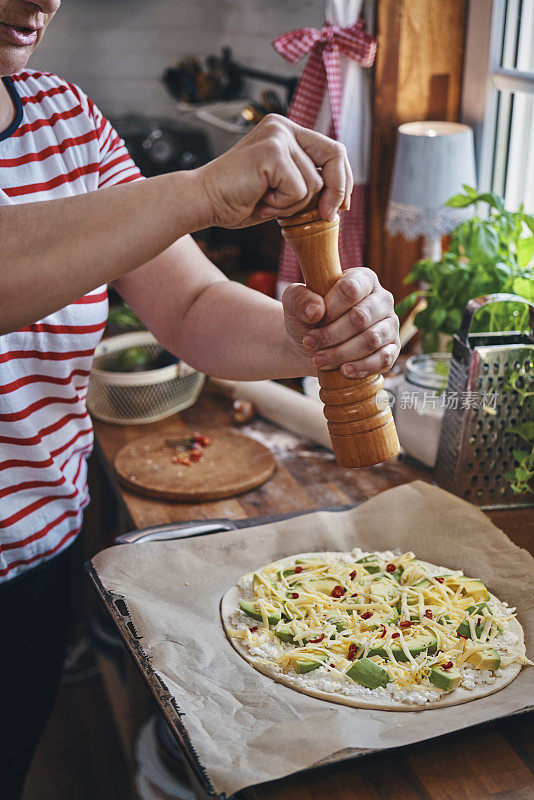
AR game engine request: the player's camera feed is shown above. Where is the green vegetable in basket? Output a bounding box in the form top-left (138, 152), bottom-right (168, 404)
top-left (109, 346), bottom-right (153, 373)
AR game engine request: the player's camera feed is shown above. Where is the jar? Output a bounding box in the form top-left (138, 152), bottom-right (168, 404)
top-left (393, 354), bottom-right (450, 468)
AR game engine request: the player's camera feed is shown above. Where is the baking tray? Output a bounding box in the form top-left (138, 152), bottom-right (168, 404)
top-left (87, 506), bottom-right (358, 800)
top-left (86, 505), bottom-right (533, 799)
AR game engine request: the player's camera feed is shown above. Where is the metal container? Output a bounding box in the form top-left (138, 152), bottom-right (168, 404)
top-left (435, 293), bottom-right (534, 509)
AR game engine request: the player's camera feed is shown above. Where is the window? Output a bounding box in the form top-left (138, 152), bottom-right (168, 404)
top-left (462, 0), bottom-right (534, 212)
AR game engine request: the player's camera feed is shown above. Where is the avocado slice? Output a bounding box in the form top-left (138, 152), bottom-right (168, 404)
top-left (465, 647), bottom-right (501, 671)
top-left (239, 600), bottom-right (281, 626)
top-left (293, 653), bottom-right (328, 674)
top-left (460, 579), bottom-right (490, 603)
top-left (457, 602), bottom-right (502, 639)
top-left (356, 556), bottom-right (381, 574)
top-left (429, 666), bottom-right (462, 692)
top-left (273, 623), bottom-right (300, 644)
top-left (346, 657), bottom-right (390, 689)
top-left (368, 630), bottom-right (437, 662)
top-left (407, 578), bottom-right (432, 604)
top-left (456, 618), bottom-right (485, 639)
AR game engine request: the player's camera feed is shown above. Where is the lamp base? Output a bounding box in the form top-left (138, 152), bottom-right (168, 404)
top-left (423, 235), bottom-right (442, 262)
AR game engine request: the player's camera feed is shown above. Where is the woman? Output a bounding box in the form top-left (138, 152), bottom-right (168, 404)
top-left (0, 1), bottom-right (400, 796)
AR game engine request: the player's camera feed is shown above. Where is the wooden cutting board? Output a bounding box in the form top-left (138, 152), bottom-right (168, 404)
top-left (113, 428), bottom-right (276, 502)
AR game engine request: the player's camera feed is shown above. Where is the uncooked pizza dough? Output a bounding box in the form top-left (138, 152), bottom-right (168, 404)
top-left (221, 549), bottom-right (528, 710)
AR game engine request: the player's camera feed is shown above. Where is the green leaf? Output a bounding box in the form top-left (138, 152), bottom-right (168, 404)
top-left (476, 192), bottom-right (505, 213)
top-left (445, 193), bottom-right (473, 208)
top-left (470, 223), bottom-right (500, 263)
top-left (515, 467), bottom-right (531, 482)
top-left (523, 214), bottom-right (534, 235)
top-left (429, 307), bottom-right (447, 328)
top-left (509, 422), bottom-right (534, 441)
top-left (394, 291), bottom-right (423, 317)
top-left (513, 449), bottom-right (530, 466)
top-left (517, 236), bottom-right (534, 267)
top-left (512, 276), bottom-right (534, 302)
top-left (446, 308), bottom-right (463, 331)
top-left (462, 184), bottom-right (478, 198)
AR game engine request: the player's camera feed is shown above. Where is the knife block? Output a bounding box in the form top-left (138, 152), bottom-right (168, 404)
top-left (279, 205), bottom-right (400, 468)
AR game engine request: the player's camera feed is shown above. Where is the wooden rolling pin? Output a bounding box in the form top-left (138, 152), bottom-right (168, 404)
top-left (278, 202), bottom-right (400, 468)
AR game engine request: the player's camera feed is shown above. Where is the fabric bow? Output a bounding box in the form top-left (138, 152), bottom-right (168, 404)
top-left (273, 20), bottom-right (376, 139)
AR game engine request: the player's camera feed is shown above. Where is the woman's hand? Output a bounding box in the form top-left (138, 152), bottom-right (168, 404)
top-left (282, 268), bottom-right (400, 379)
top-left (197, 114), bottom-right (353, 229)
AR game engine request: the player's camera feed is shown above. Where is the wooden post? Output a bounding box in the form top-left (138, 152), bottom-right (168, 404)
top-left (279, 204), bottom-right (400, 468)
top-left (369, 0), bottom-right (467, 304)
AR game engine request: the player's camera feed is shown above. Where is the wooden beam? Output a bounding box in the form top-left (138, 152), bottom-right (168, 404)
top-left (368, 0), bottom-right (467, 305)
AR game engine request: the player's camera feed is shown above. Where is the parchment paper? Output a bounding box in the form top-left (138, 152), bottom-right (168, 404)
top-left (91, 481), bottom-right (534, 796)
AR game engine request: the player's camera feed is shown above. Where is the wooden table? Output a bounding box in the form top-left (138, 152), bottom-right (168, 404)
top-left (93, 392), bottom-right (534, 800)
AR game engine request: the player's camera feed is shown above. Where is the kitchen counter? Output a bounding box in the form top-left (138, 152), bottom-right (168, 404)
top-left (92, 391), bottom-right (534, 800)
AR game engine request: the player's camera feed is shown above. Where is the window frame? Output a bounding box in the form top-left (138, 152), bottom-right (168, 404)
top-left (461, 0), bottom-right (534, 204)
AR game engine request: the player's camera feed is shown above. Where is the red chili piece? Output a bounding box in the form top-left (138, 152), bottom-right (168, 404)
top-left (249, 626), bottom-right (258, 632)
top-left (291, 592), bottom-right (299, 599)
top-left (458, 633), bottom-right (468, 639)
top-left (194, 435), bottom-right (211, 447)
top-left (330, 663), bottom-right (336, 668)
top-left (379, 625), bottom-right (387, 638)
top-left (425, 609), bottom-right (433, 619)
top-left (477, 617), bottom-right (482, 625)
top-left (331, 585), bottom-right (345, 598)
top-left (309, 634), bottom-right (325, 644)
top-left (351, 593), bottom-right (358, 598)
top-left (349, 570), bottom-right (357, 580)
top-left (360, 611), bottom-right (373, 620)
top-left (391, 632), bottom-right (400, 639)
top-left (436, 577), bottom-right (444, 584)
top-left (347, 643), bottom-right (357, 661)
top-left (294, 566), bottom-right (303, 574)
top-left (400, 620), bottom-right (412, 629)
top-left (386, 563), bottom-right (396, 573)
top-left (441, 661), bottom-right (453, 670)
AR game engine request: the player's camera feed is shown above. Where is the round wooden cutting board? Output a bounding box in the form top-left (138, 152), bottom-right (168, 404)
top-left (113, 428), bottom-right (276, 502)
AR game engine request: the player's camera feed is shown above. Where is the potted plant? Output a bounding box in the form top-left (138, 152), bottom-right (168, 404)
top-left (395, 186), bottom-right (534, 353)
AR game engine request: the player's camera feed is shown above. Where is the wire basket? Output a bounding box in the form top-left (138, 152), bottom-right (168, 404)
top-left (87, 332), bottom-right (205, 425)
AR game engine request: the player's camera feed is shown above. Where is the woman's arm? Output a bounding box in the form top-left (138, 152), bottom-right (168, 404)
top-left (0, 116), bottom-right (350, 335)
top-left (115, 236), bottom-right (400, 382)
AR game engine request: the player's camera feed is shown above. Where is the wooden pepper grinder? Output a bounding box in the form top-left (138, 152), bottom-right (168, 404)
top-left (278, 201), bottom-right (400, 468)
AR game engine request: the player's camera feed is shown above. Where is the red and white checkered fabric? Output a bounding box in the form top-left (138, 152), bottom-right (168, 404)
top-left (272, 21), bottom-right (376, 289)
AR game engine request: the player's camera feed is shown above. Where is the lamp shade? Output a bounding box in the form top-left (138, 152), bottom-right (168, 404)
top-left (385, 121), bottom-right (476, 241)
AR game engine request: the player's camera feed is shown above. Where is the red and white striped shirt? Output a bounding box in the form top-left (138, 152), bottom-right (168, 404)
top-left (0, 70), bottom-right (141, 581)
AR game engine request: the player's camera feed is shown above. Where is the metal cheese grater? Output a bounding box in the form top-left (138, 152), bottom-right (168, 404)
top-left (435, 293), bottom-right (534, 509)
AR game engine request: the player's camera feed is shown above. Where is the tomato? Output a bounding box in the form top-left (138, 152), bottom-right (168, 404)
top-left (246, 271), bottom-right (277, 297)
